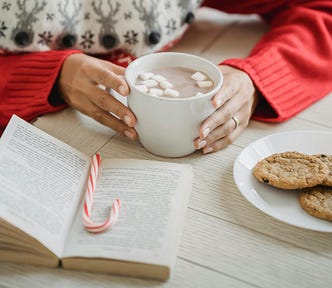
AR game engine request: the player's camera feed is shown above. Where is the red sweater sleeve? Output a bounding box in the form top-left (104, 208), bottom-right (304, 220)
top-left (204, 0), bottom-right (332, 122)
top-left (0, 50), bottom-right (81, 133)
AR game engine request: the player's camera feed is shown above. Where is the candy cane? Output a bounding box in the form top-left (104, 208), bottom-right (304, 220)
top-left (82, 154), bottom-right (121, 233)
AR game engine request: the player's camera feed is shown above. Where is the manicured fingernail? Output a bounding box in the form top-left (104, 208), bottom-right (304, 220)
top-left (197, 140), bottom-right (207, 149)
top-left (202, 127), bottom-right (210, 138)
top-left (124, 130), bottom-right (135, 140)
top-left (203, 146), bottom-right (213, 154)
top-left (215, 98), bottom-right (222, 108)
top-left (124, 115), bottom-right (132, 126)
top-left (119, 85), bottom-right (127, 95)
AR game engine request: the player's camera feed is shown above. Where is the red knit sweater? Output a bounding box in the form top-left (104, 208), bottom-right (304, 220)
top-left (1, 0), bottom-right (332, 133)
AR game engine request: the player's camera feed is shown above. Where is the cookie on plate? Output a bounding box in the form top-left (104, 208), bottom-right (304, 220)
top-left (253, 151), bottom-right (329, 189)
top-left (299, 186), bottom-right (332, 221)
top-left (313, 154), bottom-right (332, 186)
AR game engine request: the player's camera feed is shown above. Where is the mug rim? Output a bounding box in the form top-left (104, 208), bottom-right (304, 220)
top-left (125, 52), bottom-right (223, 102)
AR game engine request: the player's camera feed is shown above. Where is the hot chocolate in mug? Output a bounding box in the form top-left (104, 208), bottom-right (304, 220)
top-left (126, 52), bottom-right (223, 158)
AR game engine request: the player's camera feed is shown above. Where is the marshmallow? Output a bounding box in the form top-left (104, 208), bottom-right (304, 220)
top-left (143, 79), bottom-right (158, 88)
top-left (139, 72), bottom-right (154, 80)
top-left (196, 81), bottom-right (213, 88)
top-left (195, 92), bottom-right (205, 97)
top-left (159, 80), bottom-right (174, 89)
top-left (152, 75), bottom-right (167, 82)
top-left (149, 88), bottom-right (163, 96)
top-left (164, 88), bottom-right (180, 97)
top-left (191, 71), bottom-right (207, 81)
top-left (135, 85), bottom-right (148, 93)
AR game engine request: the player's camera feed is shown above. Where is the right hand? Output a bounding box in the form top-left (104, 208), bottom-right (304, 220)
top-left (58, 53), bottom-right (137, 140)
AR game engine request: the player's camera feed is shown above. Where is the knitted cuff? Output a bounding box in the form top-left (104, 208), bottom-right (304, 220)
top-left (221, 47), bottom-right (307, 122)
top-left (4, 50), bottom-right (81, 122)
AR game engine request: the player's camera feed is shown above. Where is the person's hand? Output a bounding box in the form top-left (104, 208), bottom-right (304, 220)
top-left (58, 53), bottom-right (137, 140)
top-left (194, 65), bottom-right (259, 153)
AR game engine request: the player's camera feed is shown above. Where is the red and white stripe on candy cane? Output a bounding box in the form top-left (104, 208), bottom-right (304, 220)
top-left (82, 154), bottom-right (121, 233)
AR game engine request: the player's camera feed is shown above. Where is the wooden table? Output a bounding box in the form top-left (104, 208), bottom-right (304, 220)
top-left (1, 8), bottom-right (332, 288)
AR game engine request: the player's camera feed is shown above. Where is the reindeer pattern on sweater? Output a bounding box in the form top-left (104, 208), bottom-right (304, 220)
top-left (0, 0), bottom-right (202, 56)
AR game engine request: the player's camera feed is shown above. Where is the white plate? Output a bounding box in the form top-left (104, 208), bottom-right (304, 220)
top-left (233, 130), bottom-right (332, 232)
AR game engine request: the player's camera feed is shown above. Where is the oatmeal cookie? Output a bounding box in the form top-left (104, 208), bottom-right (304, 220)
top-left (253, 151), bottom-right (329, 189)
top-left (299, 186), bottom-right (332, 221)
top-left (313, 154), bottom-right (332, 186)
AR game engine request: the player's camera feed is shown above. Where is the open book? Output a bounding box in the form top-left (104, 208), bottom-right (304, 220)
top-left (0, 115), bottom-right (193, 281)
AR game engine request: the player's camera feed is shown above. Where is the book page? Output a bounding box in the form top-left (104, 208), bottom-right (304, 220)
top-left (63, 159), bottom-right (192, 266)
top-left (0, 115), bottom-right (90, 256)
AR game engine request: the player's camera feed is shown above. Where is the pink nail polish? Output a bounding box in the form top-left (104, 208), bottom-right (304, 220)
top-left (216, 98), bottom-right (222, 108)
top-left (124, 130), bottom-right (135, 140)
top-left (197, 140), bottom-right (207, 149)
top-left (203, 127), bottom-right (210, 138)
top-left (203, 146), bottom-right (213, 154)
top-left (119, 85), bottom-right (127, 95)
top-left (124, 115), bottom-right (132, 126)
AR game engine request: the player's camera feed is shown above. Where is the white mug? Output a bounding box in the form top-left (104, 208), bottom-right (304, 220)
top-left (126, 52), bottom-right (223, 158)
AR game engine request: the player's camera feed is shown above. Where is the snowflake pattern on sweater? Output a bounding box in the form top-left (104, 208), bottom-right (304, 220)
top-left (0, 0), bottom-right (202, 56)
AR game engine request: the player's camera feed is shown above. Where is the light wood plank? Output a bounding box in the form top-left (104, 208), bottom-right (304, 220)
top-left (0, 258), bottom-right (253, 288)
top-left (234, 117), bottom-right (332, 149)
top-left (179, 209), bottom-right (332, 288)
top-left (169, 8), bottom-right (245, 56)
top-left (33, 108), bottom-right (115, 156)
top-left (201, 15), bottom-right (269, 62)
top-left (296, 92), bottom-right (332, 127)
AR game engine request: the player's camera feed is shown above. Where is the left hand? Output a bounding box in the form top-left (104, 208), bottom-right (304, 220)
top-left (194, 65), bottom-right (259, 154)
